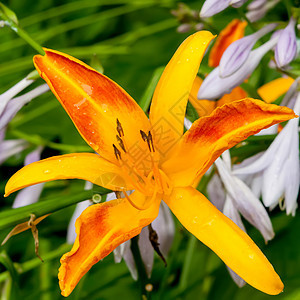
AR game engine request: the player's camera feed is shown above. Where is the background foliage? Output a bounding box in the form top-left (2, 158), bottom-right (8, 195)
top-left (0, 0), bottom-right (299, 299)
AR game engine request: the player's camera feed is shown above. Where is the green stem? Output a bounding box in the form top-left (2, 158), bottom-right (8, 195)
top-left (178, 235), bottom-right (197, 293)
top-left (139, 67), bottom-right (164, 113)
top-left (10, 129), bottom-right (91, 152)
top-left (40, 239), bottom-right (52, 300)
top-left (130, 236), bottom-right (150, 299)
top-left (237, 7), bottom-right (257, 32)
top-left (8, 24), bottom-right (45, 55)
top-left (0, 244), bottom-right (71, 283)
top-left (0, 3), bottom-right (44, 55)
top-left (0, 190), bottom-right (100, 231)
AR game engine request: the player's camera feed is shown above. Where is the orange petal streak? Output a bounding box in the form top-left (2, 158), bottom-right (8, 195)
top-left (209, 19), bottom-right (247, 67)
top-left (164, 187), bottom-right (284, 295)
top-left (33, 49), bottom-right (151, 163)
top-left (5, 153), bottom-right (132, 197)
top-left (149, 31), bottom-right (215, 159)
top-left (59, 194), bottom-right (160, 296)
top-left (163, 99), bottom-right (297, 186)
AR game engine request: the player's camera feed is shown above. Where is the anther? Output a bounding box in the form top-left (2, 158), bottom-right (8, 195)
top-left (140, 130), bottom-right (148, 142)
top-left (140, 130), bottom-right (155, 152)
top-left (148, 223), bottom-right (167, 267)
top-left (115, 191), bottom-right (122, 199)
top-left (116, 119), bottom-right (124, 137)
top-left (116, 135), bottom-right (126, 153)
top-left (113, 144), bottom-right (122, 160)
top-left (147, 131), bottom-right (155, 152)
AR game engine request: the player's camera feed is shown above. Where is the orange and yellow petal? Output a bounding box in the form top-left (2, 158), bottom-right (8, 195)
top-left (209, 19), bottom-right (247, 67)
top-left (163, 99), bottom-right (296, 186)
top-left (5, 153), bottom-right (132, 197)
top-left (149, 31), bottom-right (215, 158)
top-left (59, 193), bottom-right (160, 296)
top-left (189, 76), bottom-right (247, 117)
top-left (258, 77), bottom-right (294, 103)
top-left (33, 49), bottom-right (151, 163)
top-left (164, 186), bottom-right (283, 295)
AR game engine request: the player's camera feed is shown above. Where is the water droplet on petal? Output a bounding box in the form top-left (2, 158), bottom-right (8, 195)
top-left (44, 170), bottom-right (50, 174)
top-left (193, 216), bottom-right (199, 224)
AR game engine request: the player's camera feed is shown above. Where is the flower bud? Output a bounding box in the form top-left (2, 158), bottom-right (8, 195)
top-left (219, 23), bottom-right (277, 77)
top-left (275, 17), bottom-right (297, 68)
top-left (200, 0), bottom-right (230, 18)
top-left (198, 37), bottom-right (278, 100)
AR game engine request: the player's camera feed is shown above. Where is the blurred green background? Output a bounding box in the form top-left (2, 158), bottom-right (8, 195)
top-left (0, 0), bottom-right (299, 299)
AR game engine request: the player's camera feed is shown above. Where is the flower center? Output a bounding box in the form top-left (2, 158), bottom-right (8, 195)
top-left (112, 119), bottom-right (172, 210)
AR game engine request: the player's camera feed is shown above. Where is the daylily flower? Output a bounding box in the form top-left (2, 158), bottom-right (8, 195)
top-left (4, 31), bottom-right (297, 297)
top-left (257, 77), bottom-right (294, 104)
top-left (209, 19), bottom-right (247, 68)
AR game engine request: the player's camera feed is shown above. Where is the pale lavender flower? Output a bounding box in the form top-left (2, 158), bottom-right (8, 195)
top-left (0, 77), bottom-right (34, 116)
top-left (230, 0), bottom-right (248, 8)
top-left (0, 84), bottom-right (49, 131)
top-left (208, 151), bottom-right (273, 288)
top-left (114, 199), bottom-right (175, 279)
top-left (12, 146), bottom-right (44, 208)
top-left (246, 0), bottom-right (280, 22)
top-left (198, 37), bottom-right (279, 100)
top-left (200, 0), bottom-right (230, 18)
top-left (275, 17), bottom-right (297, 68)
top-left (0, 134), bottom-right (28, 164)
top-left (234, 91), bottom-right (300, 215)
top-left (247, 0), bottom-right (266, 10)
top-left (219, 23), bottom-right (277, 77)
top-left (67, 181), bottom-right (93, 244)
top-left (215, 152), bottom-right (274, 242)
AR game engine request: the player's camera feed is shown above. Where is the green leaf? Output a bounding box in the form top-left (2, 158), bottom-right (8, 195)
top-left (0, 251), bottom-right (19, 286)
top-left (0, 189), bottom-right (109, 231)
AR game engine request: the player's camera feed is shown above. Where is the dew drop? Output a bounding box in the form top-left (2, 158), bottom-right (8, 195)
top-left (193, 216), bottom-right (199, 224)
top-left (44, 170), bottom-right (50, 174)
top-left (176, 194), bottom-right (183, 200)
top-left (81, 84), bottom-right (93, 95)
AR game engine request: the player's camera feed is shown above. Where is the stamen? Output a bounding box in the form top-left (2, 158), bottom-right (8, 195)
top-left (140, 130), bottom-right (148, 142)
top-left (116, 119), bottom-right (124, 137)
top-left (113, 144), bottom-right (122, 160)
top-left (140, 130), bottom-right (155, 152)
top-left (115, 191), bottom-right (122, 199)
top-left (147, 131), bottom-right (155, 152)
top-left (123, 190), bottom-right (145, 210)
top-left (148, 223), bottom-right (167, 267)
top-left (116, 135), bottom-right (127, 152)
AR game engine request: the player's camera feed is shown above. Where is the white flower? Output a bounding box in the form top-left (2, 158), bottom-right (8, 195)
top-left (233, 92), bottom-right (300, 215)
top-left (12, 146), bottom-right (44, 208)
